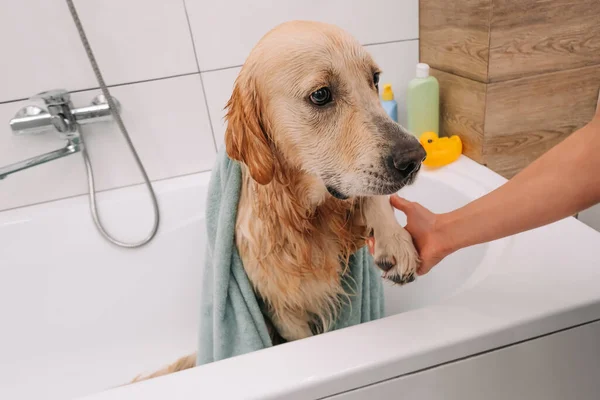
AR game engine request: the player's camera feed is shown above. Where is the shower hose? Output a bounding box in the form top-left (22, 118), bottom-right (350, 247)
top-left (65, 0), bottom-right (160, 248)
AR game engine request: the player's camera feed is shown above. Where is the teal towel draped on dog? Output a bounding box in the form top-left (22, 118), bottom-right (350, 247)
top-left (196, 147), bottom-right (385, 366)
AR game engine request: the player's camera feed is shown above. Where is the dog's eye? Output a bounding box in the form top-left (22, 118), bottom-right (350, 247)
top-left (373, 72), bottom-right (380, 90)
top-left (310, 87), bottom-right (332, 106)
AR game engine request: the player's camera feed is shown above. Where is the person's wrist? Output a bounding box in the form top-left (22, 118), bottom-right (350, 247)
top-left (430, 212), bottom-right (461, 258)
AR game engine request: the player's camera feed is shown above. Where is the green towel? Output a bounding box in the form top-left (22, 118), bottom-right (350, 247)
top-left (197, 147), bottom-right (385, 366)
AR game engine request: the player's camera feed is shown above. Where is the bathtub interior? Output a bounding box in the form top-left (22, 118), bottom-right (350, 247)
top-left (0, 162), bottom-right (498, 400)
top-left (383, 172), bottom-right (489, 315)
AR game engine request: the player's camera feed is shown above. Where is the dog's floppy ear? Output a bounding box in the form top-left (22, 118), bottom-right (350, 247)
top-left (224, 74), bottom-right (275, 185)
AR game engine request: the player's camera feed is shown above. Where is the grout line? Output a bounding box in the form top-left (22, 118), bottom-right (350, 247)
top-left (69, 72), bottom-right (200, 93)
top-left (481, 0), bottom-right (493, 161)
top-left (199, 73), bottom-right (219, 152)
top-left (181, 0), bottom-right (218, 152)
top-left (198, 38), bottom-right (418, 74)
top-left (0, 72), bottom-right (200, 106)
top-left (181, 0), bottom-right (202, 74)
top-left (0, 96), bottom-right (28, 105)
top-left (1, 38), bottom-right (420, 107)
top-left (317, 318), bottom-right (600, 399)
top-left (200, 64), bottom-right (243, 74)
top-left (418, 2), bottom-right (422, 61)
top-left (479, 0), bottom-right (494, 162)
top-left (430, 67), bottom-right (486, 84)
top-left (485, 0), bottom-right (494, 82)
top-left (197, 38), bottom-right (418, 74)
top-left (0, 169), bottom-right (212, 214)
top-left (363, 38), bottom-right (419, 47)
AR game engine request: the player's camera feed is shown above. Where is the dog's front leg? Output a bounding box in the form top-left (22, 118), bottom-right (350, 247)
top-left (363, 196), bottom-right (419, 285)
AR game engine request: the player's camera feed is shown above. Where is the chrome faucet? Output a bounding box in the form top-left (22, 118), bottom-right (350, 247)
top-left (0, 89), bottom-right (120, 180)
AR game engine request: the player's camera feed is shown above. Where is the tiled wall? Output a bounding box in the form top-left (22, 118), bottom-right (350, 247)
top-left (0, 0), bottom-right (419, 212)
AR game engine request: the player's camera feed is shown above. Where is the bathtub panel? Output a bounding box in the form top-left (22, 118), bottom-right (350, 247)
top-left (0, 75), bottom-right (215, 212)
top-left (326, 320), bottom-right (600, 400)
top-left (184, 0), bottom-right (419, 71)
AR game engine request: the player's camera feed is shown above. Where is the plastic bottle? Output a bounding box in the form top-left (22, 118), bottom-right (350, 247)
top-left (380, 83), bottom-right (398, 122)
top-left (407, 63), bottom-right (439, 138)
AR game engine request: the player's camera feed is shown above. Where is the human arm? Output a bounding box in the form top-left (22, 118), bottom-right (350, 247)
top-left (369, 92), bottom-right (600, 275)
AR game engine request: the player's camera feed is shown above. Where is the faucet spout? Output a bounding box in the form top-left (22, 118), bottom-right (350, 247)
top-left (0, 137), bottom-right (82, 180)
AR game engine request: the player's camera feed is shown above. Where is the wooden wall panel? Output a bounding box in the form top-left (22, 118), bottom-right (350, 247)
top-left (420, 0), bottom-right (492, 82)
top-left (488, 0), bottom-right (600, 82)
top-left (484, 131), bottom-right (566, 179)
top-left (483, 64), bottom-right (600, 178)
top-left (430, 68), bottom-right (487, 163)
top-left (420, 0), bottom-right (600, 178)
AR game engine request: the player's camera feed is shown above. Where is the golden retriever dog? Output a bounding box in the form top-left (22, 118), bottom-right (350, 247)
top-left (132, 20), bottom-right (425, 382)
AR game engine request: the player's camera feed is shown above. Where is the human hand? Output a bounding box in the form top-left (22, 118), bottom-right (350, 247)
top-left (366, 194), bottom-right (453, 275)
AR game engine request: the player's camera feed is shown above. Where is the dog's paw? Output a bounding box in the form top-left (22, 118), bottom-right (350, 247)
top-left (373, 226), bottom-right (419, 285)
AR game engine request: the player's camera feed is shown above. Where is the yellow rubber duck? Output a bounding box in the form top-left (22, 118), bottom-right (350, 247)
top-left (419, 132), bottom-right (462, 168)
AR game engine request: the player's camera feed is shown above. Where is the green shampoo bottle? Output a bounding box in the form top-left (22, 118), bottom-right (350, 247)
top-left (407, 63), bottom-right (439, 138)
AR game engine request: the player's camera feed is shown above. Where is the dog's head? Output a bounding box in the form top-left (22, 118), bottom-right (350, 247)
top-left (225, 21), bottom-right (425, 199)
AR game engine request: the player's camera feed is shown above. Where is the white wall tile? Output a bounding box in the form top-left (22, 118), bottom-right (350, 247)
top-left (0, 74), bottom-right (214, 211)
top-left (72, 0), bottom-right (199, 84)
top-left (201, 40), bottom-right (419, 150)
top-left (201, 67), bottom-right (241, 149)
top-left (0, 0), bottom-right (419, 212)
top-left (0, 0), bottom-right (197, 103)
top-left (185, 0), bottom-right (419, 71)
top-left (0, 0), bottom-right (92, 103)
top-left (367, 40), bottom-right (420, 127)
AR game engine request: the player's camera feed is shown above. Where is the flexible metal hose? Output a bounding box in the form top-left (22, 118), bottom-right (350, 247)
top-left (65, 0), bottom-right (160, 247)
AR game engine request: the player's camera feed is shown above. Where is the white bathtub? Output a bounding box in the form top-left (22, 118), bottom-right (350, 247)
top-left (2, 156), bottom-right (600, 400)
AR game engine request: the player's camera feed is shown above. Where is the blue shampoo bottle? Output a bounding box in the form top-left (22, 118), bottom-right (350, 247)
top-left (380, 83), bottom-right (398, 122)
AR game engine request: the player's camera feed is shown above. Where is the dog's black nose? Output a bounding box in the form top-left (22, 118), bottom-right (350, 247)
top-left (395, 160), bottom-right (417, 173)
top-left (391, 143), bottom-right (426, 178)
